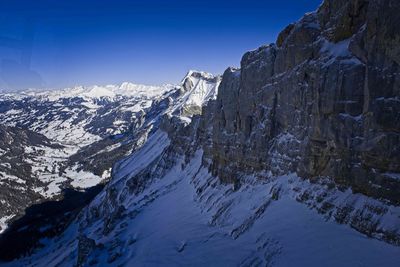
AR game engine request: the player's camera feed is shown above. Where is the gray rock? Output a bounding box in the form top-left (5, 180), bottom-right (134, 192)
top-left (201, 0), bottom-right (400, 205)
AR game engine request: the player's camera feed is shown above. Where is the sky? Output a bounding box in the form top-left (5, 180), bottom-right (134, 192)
top-left (0, 0), bottom-right (322, 91)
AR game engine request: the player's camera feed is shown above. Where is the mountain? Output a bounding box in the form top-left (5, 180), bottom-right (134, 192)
top-left (1, 0), bottom-right (400, 265)
top-left (0, 71), bottom-right (220, 236)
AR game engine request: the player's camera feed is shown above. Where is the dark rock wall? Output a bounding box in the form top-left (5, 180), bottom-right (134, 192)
top-left (200, 0), bottom-right (400, 204)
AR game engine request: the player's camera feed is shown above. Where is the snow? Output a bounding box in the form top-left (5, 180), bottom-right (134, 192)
top-left (319, 37), bottom-right (365, 68)
top-left (22, 144), bottom-right (97, 197)
top-left (0, 174), bottom-right (26, 185)
top-left (67, 168), bottom-right (104, 189)
top-left (383, 172), bottom-right (400, 181)
top-left (112, 120), bottom-right (126, 126)
top-left (340, 57), bottom-right (363, 65)
top-left (305, 21), bottom-right (320, 29)
top-left (2, 140), bottom-right (109, 199)
top-left (320, 38), bottom-right (351, 58)
top-left (5, 82), bottom-right (174, 101)
top-left (107, 161), bottom-right (400, 266)
top-left (169, 70), bottom-right (221, 119)
top-left (4, 109), bottom-right (21, 116)
top-left (113, 130), bottom-right (170, 185)
top-left (339, 113), bottom-right (363, 122)
top-left (184, 70), bottom-right (220, 107)
top-left (184, 70), bottom-right (216, 81)
top-left (275, 132), bottom-right (298, 145)
top-left (82, 86), bottom-right (116, 98)
top-left (37, 117), bottom-right (102, 148)
top-left (0, 148), bottom-right (7, 157)
top-left (183, 78), bottom-right (219, 108)
top-left (39, 178), bottom-right (68, 197)
top-left (81, 101), bottom-right (100, 109)
top-left (0, 215), bottom-right (14, 234)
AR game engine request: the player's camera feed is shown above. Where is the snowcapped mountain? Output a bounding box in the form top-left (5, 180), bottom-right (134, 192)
top-left (0, 71), bottom-right (219, 235)
top-left (1, 0), bottom-right (400, 265)
top-left (4, 82), bottom-right (174, 101)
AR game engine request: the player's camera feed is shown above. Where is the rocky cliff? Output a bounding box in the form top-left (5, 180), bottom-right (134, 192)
top-left (197, 0), bottom-right (400, 245)
top-left (208, 0), bottom-right (400, 205)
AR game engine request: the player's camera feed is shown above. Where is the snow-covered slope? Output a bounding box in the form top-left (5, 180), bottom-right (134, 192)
top-left (5, 128), bottom-right (399, 266)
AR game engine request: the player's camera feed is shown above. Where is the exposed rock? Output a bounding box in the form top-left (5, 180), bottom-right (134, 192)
top-left (77, 235), bottom-right (97, 267)
top-left (205, 0), bottom-right (400, 205)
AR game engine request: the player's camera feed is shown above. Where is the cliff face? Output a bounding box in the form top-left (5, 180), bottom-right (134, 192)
top-left (207, 0), bottom-right (400, 205)
top-left (155, 0), bottom-right (400, 246)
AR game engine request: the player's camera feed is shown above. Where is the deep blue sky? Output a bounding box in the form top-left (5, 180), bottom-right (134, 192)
top-left (0, 0), bottom-right (322, 91)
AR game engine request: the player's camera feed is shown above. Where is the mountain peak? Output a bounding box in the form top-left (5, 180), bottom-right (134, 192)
top-left (184, 70), bottom-right (216, 80)
top-left (181, 70), bottom-right (221, 93)
top-left (82, 85), bottom-right (116, 98)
